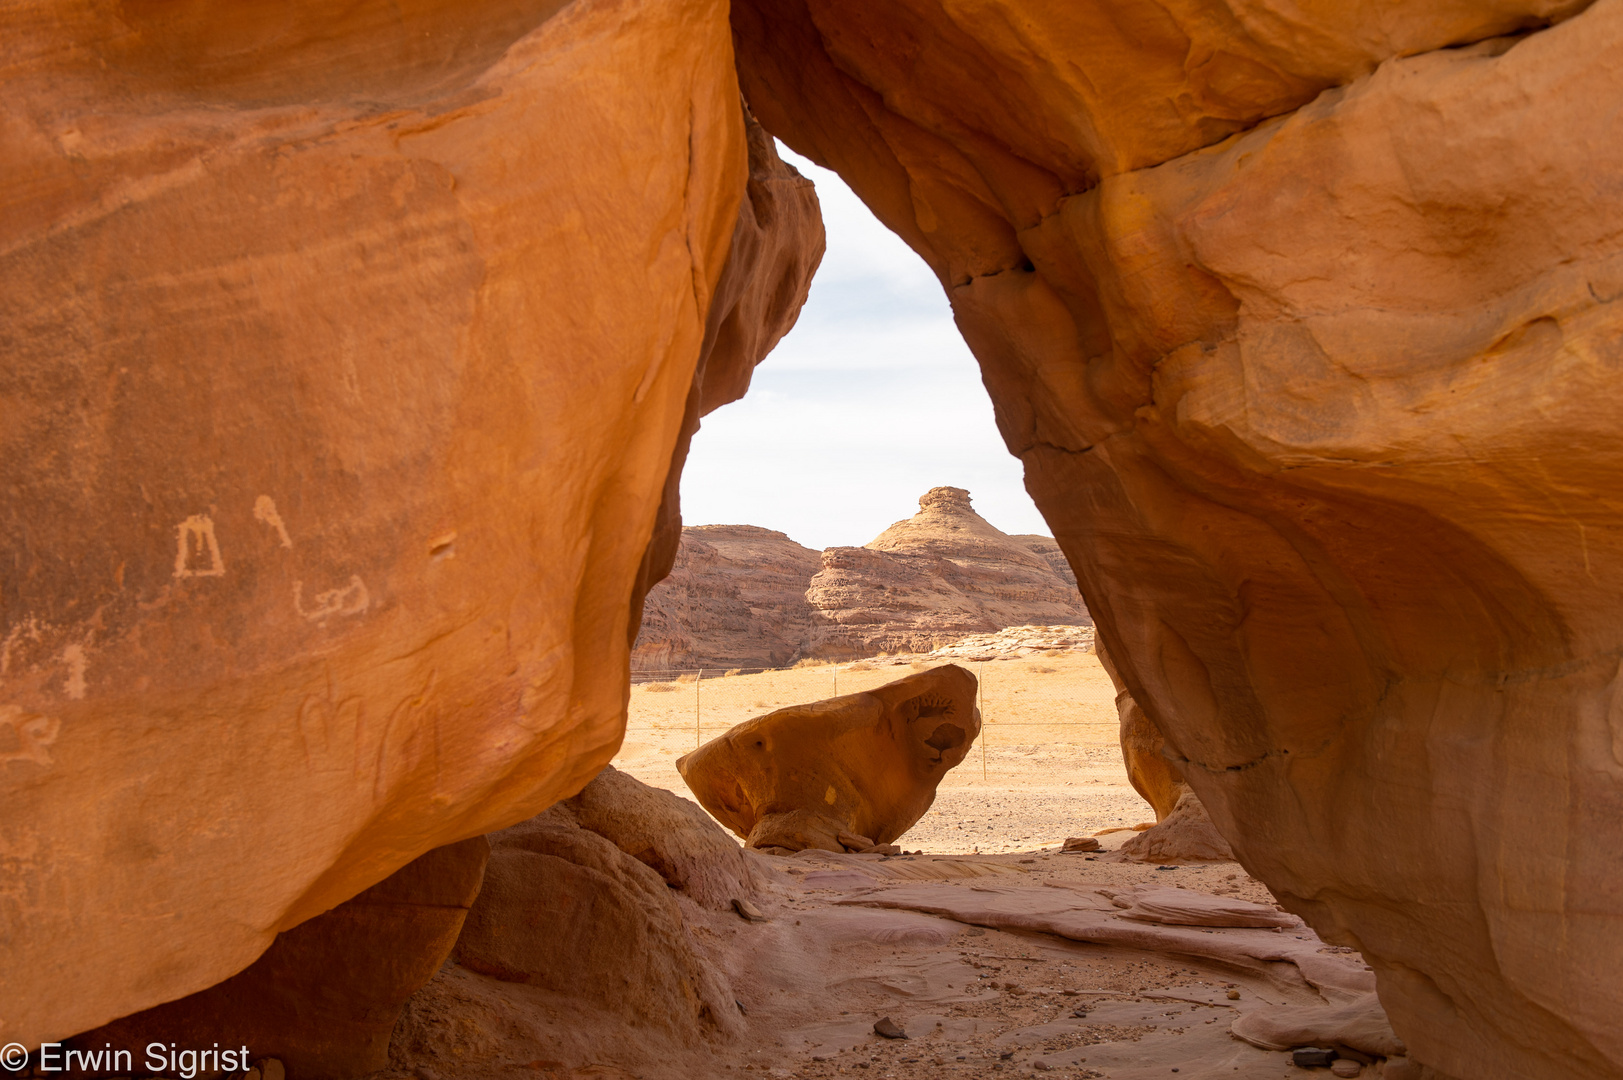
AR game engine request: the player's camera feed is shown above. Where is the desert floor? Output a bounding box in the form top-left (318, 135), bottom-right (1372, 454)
top-left (377, 651), bottom-right (1389, 1080)
top-left (472, 654), bottom-right (1389, 1080)
top-left (615, 651), bottom-right (1154, 853)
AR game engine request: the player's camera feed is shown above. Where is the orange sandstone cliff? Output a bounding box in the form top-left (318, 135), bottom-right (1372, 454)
top-left (0, 0), bottom-right (820, 1046)
top-left (633, 486), bottom-right (1089, 667)
top-left (731, 2), bottom-right (1623, 1077)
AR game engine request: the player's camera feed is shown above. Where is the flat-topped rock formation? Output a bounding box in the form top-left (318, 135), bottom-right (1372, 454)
top-left (807, 487), bottom-right (1090, 657)
top-left (632, 488), bottom-right (1090, 668)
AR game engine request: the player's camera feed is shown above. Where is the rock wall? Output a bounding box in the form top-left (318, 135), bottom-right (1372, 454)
top-left (66, 838), bottom-right (490, 1080)
top-left (807, 487), bottom-right (1091, 657)
top-left (633, 525), bottom-right (825, 669)
top-left (732, 2), bottom-right (1623, 1077)
top-left (0, 0), bottom-right (819, 1047)
top-left (1013, 535), bottom-right (1079, 589)
top-left (634, 487), bottom-right (1090, 667)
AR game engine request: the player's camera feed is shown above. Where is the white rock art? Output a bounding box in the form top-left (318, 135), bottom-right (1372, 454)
top-left (253, 495), bottom-right (294, 549)
top-left (173, 514), bottom-right (225, 578)
top-left (293, 576), bottom-right (370, 624)
top-left (0, 704), bottom-right (61, 767)
top-left (60, 644), bottom-right (86, 700)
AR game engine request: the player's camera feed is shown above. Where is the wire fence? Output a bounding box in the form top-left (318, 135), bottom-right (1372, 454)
top-left (624, 653), bottom-right (1120, 780)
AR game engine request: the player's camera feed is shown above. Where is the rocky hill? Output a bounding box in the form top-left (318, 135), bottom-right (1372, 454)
top-left (633, 488), bottom-right (1089, 669)
top-left (633, 525), bottom-right (823, 670)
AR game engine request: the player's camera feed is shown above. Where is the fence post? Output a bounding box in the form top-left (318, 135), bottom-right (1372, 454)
top-left (832, 667), bottom-right (838, 698)
top-left (695, 668), bottom-right (703, 750)
top-left (979, 660), bottom-right (987, 782)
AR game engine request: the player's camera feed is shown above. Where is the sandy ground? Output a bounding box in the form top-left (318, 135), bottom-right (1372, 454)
top-left (375, 652), bottom-right (1393, 1080)
top-left (615, 652), bottom-right (1154, 853)
top-left (386, 847), bottom-right (1372, 1080)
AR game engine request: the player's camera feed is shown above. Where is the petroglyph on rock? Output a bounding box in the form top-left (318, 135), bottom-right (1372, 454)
top-left (60, 645), bottom-right (87, 701)
top-left (173, 515), bottom-right (225, 578)
top-left (294, 576), bottom-right (370, 624)
top-left (253, 496), bottom-right (294, 549)
top-left (0, 705), bottom-right (61, 767)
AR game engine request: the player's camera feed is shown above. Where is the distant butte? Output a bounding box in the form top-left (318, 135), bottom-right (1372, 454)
top-left (633, 487), bottom-right (1090, 669)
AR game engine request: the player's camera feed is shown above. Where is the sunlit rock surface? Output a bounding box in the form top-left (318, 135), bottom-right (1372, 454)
top-left (65, 838), bottom-right (490, 1079)
top-left (634, 487), bottom-right (1089, 668)
top-left (1095, 636), bottom-right (1187, 822)
top-left (0, 0), bottom-right (821, 1046)
top-left (678, 664), bottom-right (980, 851)
top-left (733, 1), bottom-right (1623, 1075)
top-left (806, 486), bottom-right (1091, 657)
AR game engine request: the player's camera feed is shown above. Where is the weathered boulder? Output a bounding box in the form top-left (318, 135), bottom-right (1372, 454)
top-left (68, 838), bottom-right (489, 1079)
top-left (453, 808), bottom-right (740, 1042)
top-left (677, 664), bottom-right (979, 850)
top-left (1120, 790), bottom-right (1237, 864)
top-left (560, 764), bottom-right (761, 910)
top-left (1231, 993), bottom-right (1407, 1059)
top-left (733, 2), bottom-right (1623, 1075)
top-left (1, 0), bottom-right (820, 1047)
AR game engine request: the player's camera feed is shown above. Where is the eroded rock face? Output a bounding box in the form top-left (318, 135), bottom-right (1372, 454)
top-left (633, 525), bottom-right (825, 670)
top-left (561, 764), bottom-right (761, 911)
top-left (0, 0), bottom-right (819, 1046)
top-left (1120, 791), bottom-right (1237, 864)
top-left (635, 488), bottom-right (1089, 667)
top-left (68, 838), bottom-right (489, 1080)
top-left (677, 664), bottom-right (979, 851)
top-left (453, 804), bottom-right (740, 1043)
top-left (807, 487), bottom-right (1091, 657)
top-left (1095, 637), bottom-right (1187, 822)
top-left (627, 111), bottom-right (825, 651)
top-left (733, 2), bottom-right (1623, 1075)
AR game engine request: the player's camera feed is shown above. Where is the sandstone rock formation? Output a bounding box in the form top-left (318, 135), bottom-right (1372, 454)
top-left (1120, 791), bottom-right (1238, 864)
top-left (633, 488), bottom-right (1089, 668)
top-left (914, 623), bottom-right (1094, 663)
top-left (1231, 993), bottom-right (1407, 1059)
top-left (628, 110), bottom-right (827, 654)
top-left (68, 838), bottom-right (489, 1079)
top-left (1013, 535), bottom-right (1079, 588)
top-left (1094, 638), bottom-right (1188, 822)
top-left (11, 0), bottom-right (1623, 1074)
top-left (633, 525), bottom-right (824, 669)
top-left (732, 3), bottom-right (1623, 1075)
top-left (561, 763), bottom-right (762, 911)
top-left (678, 664), bottom-right (980, 851)
top-left (454, 805), bottom-right (740, 1042)
top-left (1099, 611), bottom-right (1235, 861)
top-left (807, 487), bottom-right (1092, 657)
top-left (1, 0), bottom-right (820, 1046)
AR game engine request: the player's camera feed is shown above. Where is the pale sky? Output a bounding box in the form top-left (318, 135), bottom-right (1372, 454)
top-left (679, 148), bottom-right (1050, 551)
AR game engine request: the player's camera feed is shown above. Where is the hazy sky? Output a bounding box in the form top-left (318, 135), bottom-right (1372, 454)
top-left (679, 148), bottom-right (1049, 551)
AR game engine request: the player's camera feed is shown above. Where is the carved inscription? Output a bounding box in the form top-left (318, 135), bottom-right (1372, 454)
top-left (173, 515), bottom-right (225, 578)
top-left (0, 705), bottom-right (60, 767)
